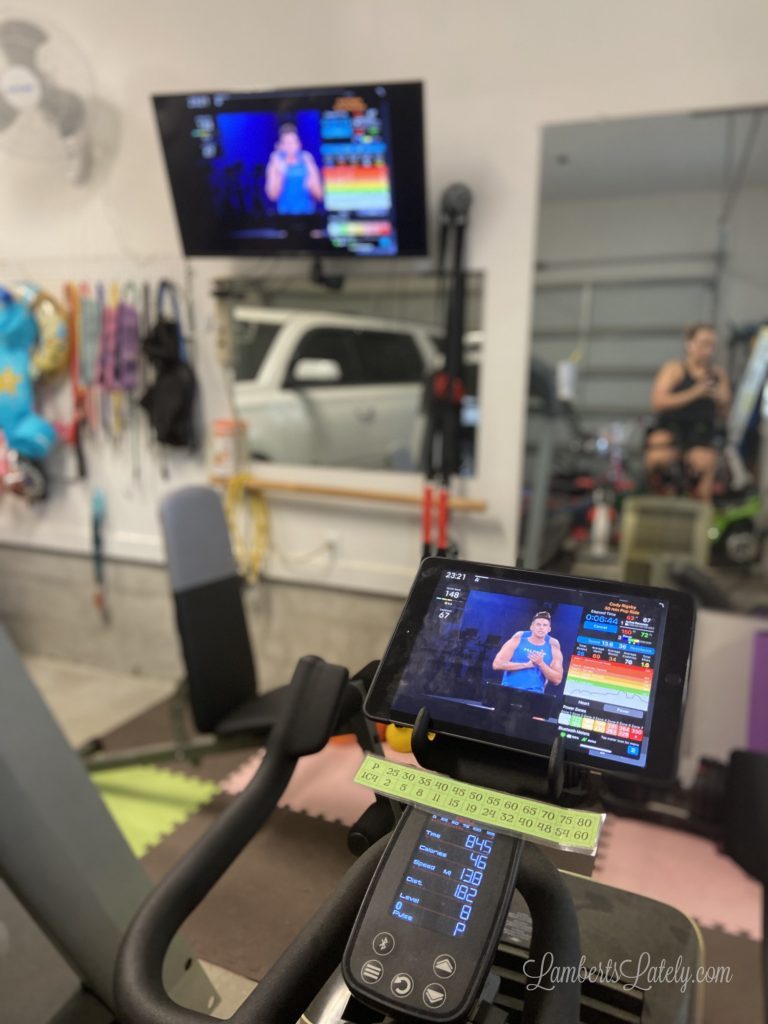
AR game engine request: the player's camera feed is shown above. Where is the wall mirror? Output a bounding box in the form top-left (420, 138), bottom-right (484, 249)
top-left (521, 108), bottom-right (768, 578)
top-left (217, 270), bottom-right (484, 475)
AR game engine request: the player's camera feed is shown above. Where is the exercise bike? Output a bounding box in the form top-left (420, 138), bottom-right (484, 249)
top-left (114, 559), bottom-right (767, 1024)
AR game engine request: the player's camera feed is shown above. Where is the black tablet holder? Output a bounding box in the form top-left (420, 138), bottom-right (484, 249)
top-left (410, 706), bottom-right (592, 805)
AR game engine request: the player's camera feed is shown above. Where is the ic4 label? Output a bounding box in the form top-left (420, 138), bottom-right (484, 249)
top-left (354, 755), bottom-right (604, 855)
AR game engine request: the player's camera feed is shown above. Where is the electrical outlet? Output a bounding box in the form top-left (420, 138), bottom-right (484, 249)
top-left (325, 530), bottom-right (341, 555)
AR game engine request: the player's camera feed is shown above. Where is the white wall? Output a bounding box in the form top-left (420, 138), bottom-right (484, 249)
top-left (1, 0), bottom-right (767, 595)
top-left (680, 609), bottom-right (766, 785)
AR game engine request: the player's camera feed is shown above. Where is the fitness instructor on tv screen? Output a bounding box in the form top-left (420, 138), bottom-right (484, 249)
top-left (264, 122), bottom-right (324, 215)
top-left (492, 611), bottom-right (564, 693)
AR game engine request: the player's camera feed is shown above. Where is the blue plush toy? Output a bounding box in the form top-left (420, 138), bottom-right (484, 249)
top-left (0, 298), bottom-right (58, 461)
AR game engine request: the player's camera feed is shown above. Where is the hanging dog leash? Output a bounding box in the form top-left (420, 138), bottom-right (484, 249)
top-left (64, 282), bottom-right (87, 478)
top-left (79, 283), bottom-right (102, 436)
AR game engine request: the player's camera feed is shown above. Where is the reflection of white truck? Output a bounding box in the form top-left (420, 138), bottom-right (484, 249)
top-left (231, 308), bottom-right (441, 468)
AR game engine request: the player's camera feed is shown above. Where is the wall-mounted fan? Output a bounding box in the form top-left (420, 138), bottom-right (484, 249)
top-left (0, 17), bottom-right (93, 184)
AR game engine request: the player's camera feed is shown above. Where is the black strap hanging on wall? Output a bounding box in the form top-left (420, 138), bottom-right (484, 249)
top-left (139, 280), bottom-right (198, 450)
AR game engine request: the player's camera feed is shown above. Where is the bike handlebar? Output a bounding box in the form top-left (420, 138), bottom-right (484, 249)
top-left (114, 656), bottom-right (582, 1024)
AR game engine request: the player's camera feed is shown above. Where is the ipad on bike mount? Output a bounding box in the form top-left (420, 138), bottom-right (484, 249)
top-left (365, 558), bottom-right (695, 782)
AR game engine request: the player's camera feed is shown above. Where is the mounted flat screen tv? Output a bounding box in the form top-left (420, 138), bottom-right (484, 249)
top-left (153, 81), bottom-right (427, 258)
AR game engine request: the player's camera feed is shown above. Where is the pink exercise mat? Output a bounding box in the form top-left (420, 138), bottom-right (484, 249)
top-left (220, 744), bottom-right (762, 940)
top-left (595, 816), bottom-right (762, 940)
top-left (220, 741), bottom-right (417, 825)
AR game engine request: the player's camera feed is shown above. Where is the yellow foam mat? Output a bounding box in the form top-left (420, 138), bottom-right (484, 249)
top-left (91, 765), bottom-right (220, 857)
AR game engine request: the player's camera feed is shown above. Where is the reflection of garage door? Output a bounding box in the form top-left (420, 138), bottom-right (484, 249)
top-left (531, 277), bottom-right (716, 430)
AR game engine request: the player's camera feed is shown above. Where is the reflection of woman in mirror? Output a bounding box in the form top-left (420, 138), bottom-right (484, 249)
top-left (492, 611), bottom-right (564, 693)
top-left (264, 123), bottom-right (323, 215)
top-left (644, 323), bottom-right (731, 500)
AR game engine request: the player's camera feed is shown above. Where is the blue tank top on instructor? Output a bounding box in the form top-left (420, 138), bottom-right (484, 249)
top-left (277, 156), bottom-right (317, 215)
top-left (501, 631), bottom-right (553, 693)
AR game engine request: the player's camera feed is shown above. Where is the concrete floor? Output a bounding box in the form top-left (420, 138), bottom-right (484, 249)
top-left (24, 654), bottom-right (177, 749)
top-left (199, 962), bottom-right (257, 1020)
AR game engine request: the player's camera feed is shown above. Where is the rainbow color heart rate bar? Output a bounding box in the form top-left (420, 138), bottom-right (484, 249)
top-left (354, 755), bottom-right (604, 855)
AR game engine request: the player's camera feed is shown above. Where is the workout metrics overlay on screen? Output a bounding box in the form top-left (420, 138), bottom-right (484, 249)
top-left (389, 568), bottom-right (669, 770)
top-left (557, 598), bottom-right (658, 758)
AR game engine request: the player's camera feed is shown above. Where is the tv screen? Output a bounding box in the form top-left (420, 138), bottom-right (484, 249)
top-left (153, 81), bottom-right (427, 258)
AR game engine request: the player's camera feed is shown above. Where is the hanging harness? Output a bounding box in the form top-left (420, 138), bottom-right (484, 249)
top-left (140, 280), bottom-right (198, 449)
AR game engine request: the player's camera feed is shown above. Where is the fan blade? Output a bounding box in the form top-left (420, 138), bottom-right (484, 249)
top-left (37, 76), bottom-right (85, 137)
top-left (0, 19), bottom-right (47, 67)
top-left (0, 94), bottom-right (18, 130)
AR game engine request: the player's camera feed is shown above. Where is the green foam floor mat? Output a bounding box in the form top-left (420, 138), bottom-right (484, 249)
top-left (91, 765), bottom-right (220, 857)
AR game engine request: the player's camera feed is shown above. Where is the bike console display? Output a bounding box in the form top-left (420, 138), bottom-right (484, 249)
top-left (343, 804), bottom-right (522, 1021)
